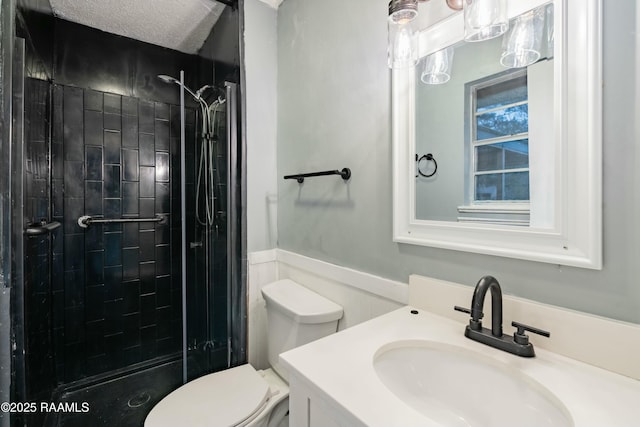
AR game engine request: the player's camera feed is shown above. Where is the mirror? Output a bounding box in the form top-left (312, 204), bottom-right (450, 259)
top-left (392, 0), bottom-right (602, 269)
top-left (416, 5), bottom-right (553, 225)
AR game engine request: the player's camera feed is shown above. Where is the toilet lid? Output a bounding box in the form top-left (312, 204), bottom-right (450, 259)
top-left (145, 364), bottom-right (270, 427)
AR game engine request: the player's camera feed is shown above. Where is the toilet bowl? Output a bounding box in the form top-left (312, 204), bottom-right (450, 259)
top-left (144, 365), bottom-right (288, 427)
top-left (145, 279), bottom-right (343, 427)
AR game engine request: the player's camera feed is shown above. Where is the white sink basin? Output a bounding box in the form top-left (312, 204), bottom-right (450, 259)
top-left (373, 340), bottom-right (573, 427)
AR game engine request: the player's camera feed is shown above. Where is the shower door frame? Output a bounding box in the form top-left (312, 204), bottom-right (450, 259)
top-left (0, 1), bottom-right (16, 426)
top-left (178, 76), bottom-right (247, 381)
top-left (224, 80), bottom-right (247, 368)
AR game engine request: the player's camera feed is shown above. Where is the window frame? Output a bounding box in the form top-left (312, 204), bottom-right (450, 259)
top-left (458, 68), bottom-right (531, 225)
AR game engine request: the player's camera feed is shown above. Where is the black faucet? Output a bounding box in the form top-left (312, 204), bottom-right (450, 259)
top-left (454, 275), bottom-right (550, 357)
top-left (469, 275), bottom-right (503, 337)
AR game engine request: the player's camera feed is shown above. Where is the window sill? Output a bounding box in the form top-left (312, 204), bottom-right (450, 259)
top-left (457, 204), bottom-right (530, 226)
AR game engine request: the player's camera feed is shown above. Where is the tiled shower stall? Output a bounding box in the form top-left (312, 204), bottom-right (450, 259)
top-left (14, 6), bottom-right (244, 426)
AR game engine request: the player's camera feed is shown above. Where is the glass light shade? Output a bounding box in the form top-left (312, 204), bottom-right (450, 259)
top-left (388, 0), bottom-right (419, 69)
top-left (464, 0), bottom-right (508, 42)
top-left (545, 4), bottom-right (554, 59)
top-left (420, 47), bottom-right (455, 84)
top-left (388, 20), bottom-right (418, 69)
top-left (500, 7), bottom-right (545, 68)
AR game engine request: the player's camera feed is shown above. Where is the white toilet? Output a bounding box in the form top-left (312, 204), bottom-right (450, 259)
top-left (144, 279), bottom-right (343, 427)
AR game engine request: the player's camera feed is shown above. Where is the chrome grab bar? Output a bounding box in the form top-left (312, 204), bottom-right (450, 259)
top-left (77, 214), bottom-right (168, 229)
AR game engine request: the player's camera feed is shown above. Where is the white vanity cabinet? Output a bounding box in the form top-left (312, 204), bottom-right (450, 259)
top-left (287, 374), bottom-right (361, 427)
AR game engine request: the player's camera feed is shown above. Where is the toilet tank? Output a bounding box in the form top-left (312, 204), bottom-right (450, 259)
top-left (261, 279), bottom-right (343, 380)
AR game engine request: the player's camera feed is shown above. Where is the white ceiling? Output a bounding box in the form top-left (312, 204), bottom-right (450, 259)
top-left (49, 0), bottom-right (227, 54)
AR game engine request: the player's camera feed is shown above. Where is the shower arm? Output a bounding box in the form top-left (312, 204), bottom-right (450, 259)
top-left (178, 84), bottom-right (199, 101)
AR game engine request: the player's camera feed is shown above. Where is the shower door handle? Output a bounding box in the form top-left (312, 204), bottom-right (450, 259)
top-left (25, 220), bottom-right (61, 236)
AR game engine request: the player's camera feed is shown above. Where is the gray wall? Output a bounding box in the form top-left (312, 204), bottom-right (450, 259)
top-left (244, 0), bottom-right (278, 252)
top-left (276, 0), bottom-right (640, 324)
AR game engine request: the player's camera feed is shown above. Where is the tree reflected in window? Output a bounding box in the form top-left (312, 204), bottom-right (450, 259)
top-left (468, 70), bottom-right (530, 202)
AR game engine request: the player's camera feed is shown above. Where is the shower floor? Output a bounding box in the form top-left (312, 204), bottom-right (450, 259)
top-left (42, 347), bottom-right (227, 427)
top-left (44, 359), bottom-right (181, 427)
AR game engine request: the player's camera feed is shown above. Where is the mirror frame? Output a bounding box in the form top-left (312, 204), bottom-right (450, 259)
top-left (392, 0), bottom-right (603, 269)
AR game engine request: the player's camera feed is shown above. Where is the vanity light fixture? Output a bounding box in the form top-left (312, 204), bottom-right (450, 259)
top-left (388, 0), bottom-right (419, 69)
top-left (390, 0), bottom-right (508, 70)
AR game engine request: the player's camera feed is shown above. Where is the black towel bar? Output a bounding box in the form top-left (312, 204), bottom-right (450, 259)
top-left (284, 168), bottom-right (351, 184)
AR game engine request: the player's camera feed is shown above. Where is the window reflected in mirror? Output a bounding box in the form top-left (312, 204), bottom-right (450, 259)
top-left (470, 70), bottom-right (530, 204)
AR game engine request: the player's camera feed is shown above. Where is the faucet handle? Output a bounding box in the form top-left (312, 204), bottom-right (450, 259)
top-left (453, 306), bottom-right (484, 319)
top-left (511, 321), bottom-right (550, 345)
top-left (454, 305), bottom-right (471, 315)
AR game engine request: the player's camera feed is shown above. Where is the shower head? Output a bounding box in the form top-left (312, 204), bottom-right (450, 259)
top-left (157, 74), bottom-right (200, 101)
top-left (157, 74), bottom-right (179, 85)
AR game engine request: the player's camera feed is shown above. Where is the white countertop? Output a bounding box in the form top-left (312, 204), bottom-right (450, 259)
top-left (280, 306), bottom-right (640, 427)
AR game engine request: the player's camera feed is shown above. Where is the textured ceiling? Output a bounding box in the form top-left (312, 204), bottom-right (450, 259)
top-left (49, 0), bottom-right (226, 54)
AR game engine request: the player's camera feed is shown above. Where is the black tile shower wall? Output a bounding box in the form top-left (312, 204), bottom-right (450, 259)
top-left (18, 10), bottom-right (240, 105)
top-left (49, 83), bottom-right (193, 383)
